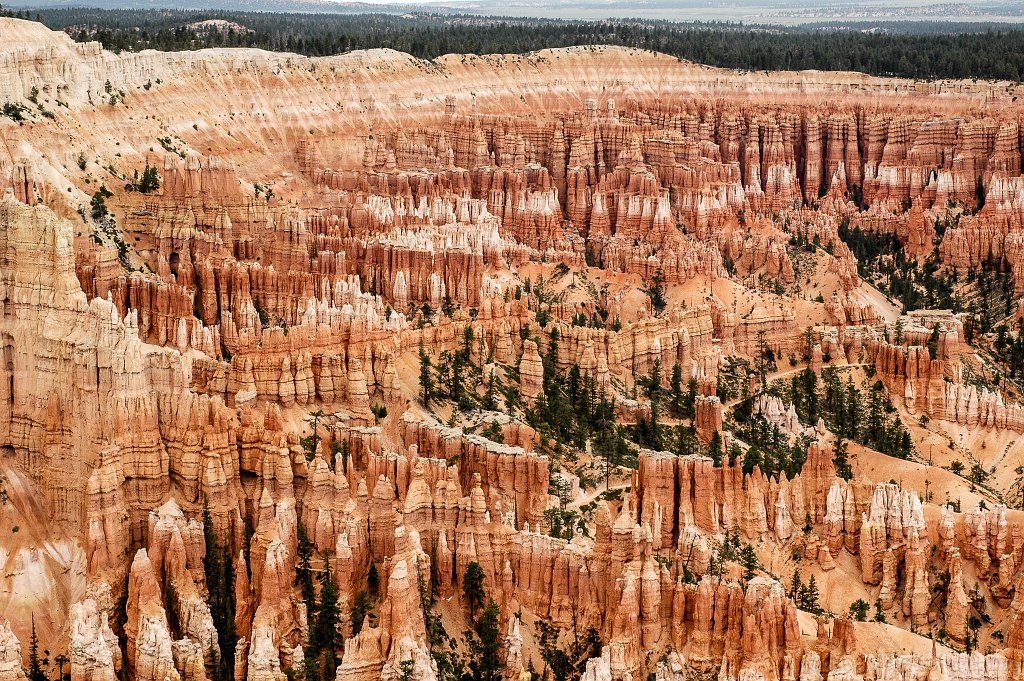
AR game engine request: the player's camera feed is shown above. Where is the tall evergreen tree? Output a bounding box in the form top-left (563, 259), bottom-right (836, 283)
top-left (798, 575), bottom-right (821, 614)
top-left (462, 561), bottom-right (486, 622)
top-left (350, 590), bottom-right (373, 636)
top-left (137, 163), bottom-right (160, 193)
top-left (295, 520), bottom-right (316, 613)
top-left (367, 562), bottom-right (379, 596)
top-left (684, 377), bottom-right (698, 419)
top-left (465, 600), bottom-right (502, 681)
top-left (482, 369), bottom-right (498, 411)
top-left (670, 362), bottom-right (683, 416)
top-left (739, 544), bottom-right (758, 580)
top-left (26, 616), bottom-right (45, 681)
top-left (301, 409), bottom-right (324, 461)
top-left (419, 348), bottom-right (436, 405)
top-left (708, 431), bottom-right (723, 467)
top-left (647, 359), bottom-right (662, 449)
top-left (833, 439), bottom-right (853, 481)
top-left (315, 556), bottom-right (340, 678)
top-left (203, 500), bottom-right (236, 681)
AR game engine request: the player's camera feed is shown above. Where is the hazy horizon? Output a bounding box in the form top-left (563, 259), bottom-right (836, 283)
top-left (7, 0), bottom-right (1024, 25)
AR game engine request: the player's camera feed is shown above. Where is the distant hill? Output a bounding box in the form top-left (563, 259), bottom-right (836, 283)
top-left (1, 0), bottom-right (453, 13)
top-left (6, 0), bottom-right (1024, 23)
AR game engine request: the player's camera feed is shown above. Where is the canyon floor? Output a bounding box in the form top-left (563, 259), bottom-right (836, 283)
top-left (3, 15), bottom-right (1024, 681)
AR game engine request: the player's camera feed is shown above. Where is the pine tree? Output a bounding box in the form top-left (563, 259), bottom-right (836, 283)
top-left (315, 556), bottom-right (340, 677)
top-left (398, 659), bottom-right (415, 681)
top-left (755, 330), bottom-right (774, 384)
top-left (670, 362), bottom-right (683, 416)
top-left (301, 409), bottom-right (324, 461)
top-left (220, 549), bottom-right (237, 681)
top-left (26, 616), bottom-right (45, 681)
top-left (350, 590), bottom-right (373, 636)
top-left (419, 347), bottom-right (434, 407)
top-left (166, 581), bottom-right (180, 636)
top-left (646, 359), bottom-right (662, 400)
top-left (867, 387), bottom-right (884, 446)
top-left (708, 431), bottom-right (723, 467)
top-left (90, 185), bottom-right (112, 220)
top-left (845, 382), bottom-right (862, 438)
top-left (739, 544), bottom-right (758, 580)
top-left (451, 348), bottom-right (465, 406)
top-left (299, 653), bottom-right (318, 681)
top-left (849, 599), bottom-right (869, 621)
top-left (138, 163), bottom-right (160, 193)
top-left (646, 272), bottom-right (667, 315)
top-left (482, 369), bottom-right (498, 411)
top-left (789, 568), bottom-right (802, 599)
top-left (833, 439), bottom-right (853, 481)
top-left (368, 562), bottom-right (380, 596)
top-left (295, 520), bottom-right (316, 613)
top-left (742, 446), bottom-right (762, 476)
top-left (543, 328), bottom-right (560, 391)
top-left (647, 359), bottom-right (662, 449)
top-left (707, 552), bottom-right (724, 578)
top-left (202, 499), bottom-right (221, 599)
top-left (463, 561), bottom-right (486, 622)
top-left (798, 575), bottom-right (821, 614)
top-left (536, 614), bottom-right (602, 681)
top-left (460, 325), bottom-right (474, 362)
top-left (203, 500), bottom-right (236, 681)
top-left (674, 424), bottom-right (698, 458)
top-left (465, 599), bottom-right (502, 681)
top-left (927, 324), bottom-right (940, 358)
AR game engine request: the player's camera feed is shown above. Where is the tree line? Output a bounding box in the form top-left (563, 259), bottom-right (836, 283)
top-left (19, 8), bottom-right (1024, 81)
top-left (838, 220), bottom-right (961, 313)
top-left (792, 366), bottom-right (915, 461)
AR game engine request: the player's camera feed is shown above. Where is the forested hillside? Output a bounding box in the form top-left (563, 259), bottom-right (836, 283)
top-left (8, 6), bottom-right (1024, 80)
